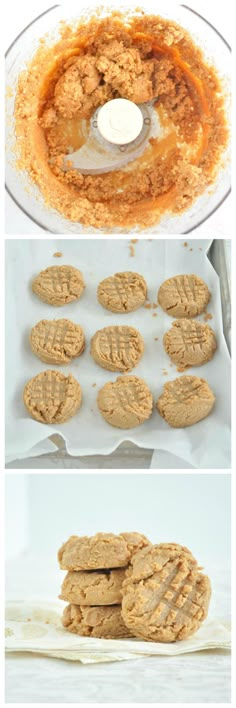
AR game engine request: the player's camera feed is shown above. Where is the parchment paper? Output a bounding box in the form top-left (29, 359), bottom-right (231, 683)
top-left (5, 239), bottom-right (231, 467)
top-left (5, 601), bottom-right (230, 664)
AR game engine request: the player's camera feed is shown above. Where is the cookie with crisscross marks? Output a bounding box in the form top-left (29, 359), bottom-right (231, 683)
top-left (23, 370), bottom-right (82, 423)
top-left (97, 375), bottom-right (153, 428)
top-left (158, 274), bottom-right (210, 318)
top-left (30, 319), bottom-right (85, 364)
top-left (91, 325), bottom-right (144, 372)
top-left (157, 375), bottom-right (215, 427)
top-left (164, 319), bottom-right (216, 370)
top-left (32, 265), bottom-right (84, 306)
top-left (62, 604), bottom-right (132, 639)
top-left (121, 544), bottom-right (211, 642)
top-left (97, 271), bottom-right (147, 313)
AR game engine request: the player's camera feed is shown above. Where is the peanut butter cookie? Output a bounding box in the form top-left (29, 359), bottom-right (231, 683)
top-left (58, 532), bottom-right (150, 571)
top-left (30, 319), bottom-right (85, 365)
top-left (32, 265), bottom-right (84, 306)
top-left (97, 271), bottom-right (147, 313)
top-left (97, 375), bottom-right (153, 429)
top-left (62, 604), bottom-right (132, 639)
top-left (157, 375), bottom-right (215, 427)
top-left (164, 319), bottom-right (217, 370)
top-left (23, 370), bottom-right (82, 424)
top-left (158, 274), bottom-right (210, 318)
top-left (122, 543), bottom-right (211, 642)
top-left (90, 325), bottom-right (144, 372)
top-left (120, 532), bottom-right (151, 556)
top-left (60, 568), bottom-right (127, 606)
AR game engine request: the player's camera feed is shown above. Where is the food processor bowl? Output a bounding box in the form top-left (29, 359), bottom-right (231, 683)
top-left (5, 1), bottom-right (231, 234)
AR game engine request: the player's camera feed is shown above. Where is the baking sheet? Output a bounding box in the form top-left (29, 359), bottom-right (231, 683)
top-left (5, 601), bottom-right (230, 664)
top-left (5, 239), bottom-right (231, 467)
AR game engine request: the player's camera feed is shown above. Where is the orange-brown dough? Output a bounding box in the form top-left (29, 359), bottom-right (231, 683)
top-left (15, 12), bottom-right (228, 230)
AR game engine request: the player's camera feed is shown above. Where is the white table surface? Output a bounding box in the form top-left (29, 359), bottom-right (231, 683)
top-left (5, 649), bottom-right (231, 703)
top-left (5, 0), bottom-right (232, 236)
top-left (5, 554), bottom-right (231, 703)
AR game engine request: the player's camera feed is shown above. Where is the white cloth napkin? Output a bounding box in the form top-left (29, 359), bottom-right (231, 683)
top-left (5, 601), bottom-right (231, 664)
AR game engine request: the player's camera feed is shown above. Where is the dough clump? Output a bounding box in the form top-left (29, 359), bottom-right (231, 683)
top-left (97, 271), bottom-right (147, 313)
top-left (163, 318), bottom-right (216, 370)
top-left (23, 370), bottom-right (82, 424)
top-left (157, 375), bottom-right (215, 427)
top-left (97, 375), bottom-right (153, 429)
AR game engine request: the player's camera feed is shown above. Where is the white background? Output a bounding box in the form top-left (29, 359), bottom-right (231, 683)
top-left (5, 0), bottom-right (232, 235)
top-left (6, 472), bottom-right (230, 565)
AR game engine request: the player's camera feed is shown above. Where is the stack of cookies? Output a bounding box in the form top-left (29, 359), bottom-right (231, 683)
top-left (58, 533), bottom-right (212, 643)
top-left (58, 532), bottom-right (150, 639)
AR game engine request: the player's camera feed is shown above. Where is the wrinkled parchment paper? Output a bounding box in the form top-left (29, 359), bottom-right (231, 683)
top-left (5, 239), bottom-right (230, 466)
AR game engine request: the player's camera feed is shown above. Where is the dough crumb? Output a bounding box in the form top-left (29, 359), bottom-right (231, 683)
top-left (152, 313), bottom-right (157, 317)
top-left (53, 251), bottom-right (63, 257)
top-left (183, 242), bottom-right (188, 247)
top-left (145, 302), bottom-right (157, 310)
top-left (92, 383), bottom-right (97, 387)
top-left (154, 337), bottom-right (159, 341)
top-left (129, 245), bottom-right (135, 257)
top-left (204, 312), bottom-right (213, 321)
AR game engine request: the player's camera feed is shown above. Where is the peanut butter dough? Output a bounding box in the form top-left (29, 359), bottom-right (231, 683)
top-left (30, 319), bottom-right (85, 365)
top-left (157, 375), bottom-right (215, 427)
top-left (97, 375), bottom-right (153, 429)
top-left (23, 370), bottom-right (82, 424)
top-left (32, 265), bottom-right (85, 306)
top-left (90, 325), bottom-right (144, 373)
top-left (164, 319), bottom-right (217, 370)
top-left (158, 274), bottom-right (210, 318)
top-left (62, 603), bottom-right (132, 639)
top-left (14, 11), bottom-right (228, 230)
top-left (97, 271), bottom-right (147, 313)
top-left (121, 543), bottom-right (211, 642)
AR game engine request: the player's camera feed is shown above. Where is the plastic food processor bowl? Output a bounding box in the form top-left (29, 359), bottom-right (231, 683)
top-left (5, 1), bottom-right (231, 234)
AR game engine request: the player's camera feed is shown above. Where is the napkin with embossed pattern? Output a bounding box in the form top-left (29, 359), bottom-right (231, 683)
top-left (5, 601), bottom-right (231, 664)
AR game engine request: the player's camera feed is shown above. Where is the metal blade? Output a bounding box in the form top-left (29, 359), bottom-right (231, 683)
top-left (62, 103), bottom-right (154, 175)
